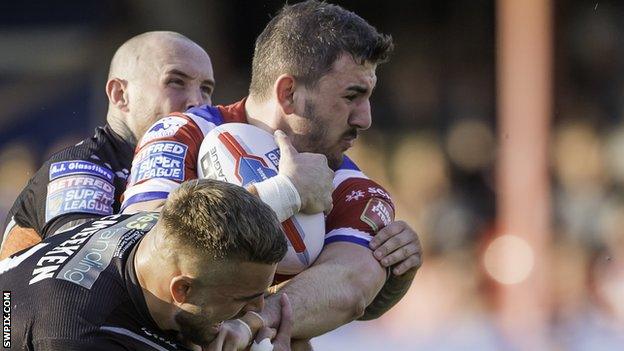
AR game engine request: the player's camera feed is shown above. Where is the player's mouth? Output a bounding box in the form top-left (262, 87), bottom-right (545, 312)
top-left (340, 131), bottom-right (358, 151)
top-left (341, 138), bottom-right (355, 150)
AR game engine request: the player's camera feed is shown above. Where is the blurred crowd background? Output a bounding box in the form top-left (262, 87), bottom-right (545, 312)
top-left (0, 0), bottom-right (623, 350)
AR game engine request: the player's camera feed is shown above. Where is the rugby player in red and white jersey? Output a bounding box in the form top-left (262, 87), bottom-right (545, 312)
top-left (122, 1), bottom-right (422, 350)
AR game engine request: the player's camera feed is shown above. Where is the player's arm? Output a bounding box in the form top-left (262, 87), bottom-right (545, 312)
top-left (358, 267), bottom-right (417, 320)
top-left (0, 188), bottom-right (112, 259)
top-left (121, 114), bottom-right (207, 214)
top-left (1, 211), bottom-right (112, 260)
top-left (261, 178), bottom-right (419, 337)
top-left (262, 242), bottom-right (386, 339)
top-left (0, 224), bottom-right (41, 259)
top-left (0, 212), bottom-right (118, 259)
top-left (359, 220), bottom-right (422, 320)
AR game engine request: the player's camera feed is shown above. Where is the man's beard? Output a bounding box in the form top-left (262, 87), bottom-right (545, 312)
top-left (299, 100), bottom-right (355, 170)
top-left (302, 100), bottom-right (327, 149)
top-left (174, 309), bottom-right (219, 346)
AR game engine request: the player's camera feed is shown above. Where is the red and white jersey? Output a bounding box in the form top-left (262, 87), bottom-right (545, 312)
top-left (122, 98), bottom-right (395, 250)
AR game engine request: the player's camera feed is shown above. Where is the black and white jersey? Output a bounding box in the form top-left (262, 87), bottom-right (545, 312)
top-left (3, 125), bottom-right (134, 240)
top-left (0, 212), bottom-right (191, 350)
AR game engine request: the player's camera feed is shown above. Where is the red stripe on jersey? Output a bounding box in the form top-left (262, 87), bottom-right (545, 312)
top-left (326, 177), bottom-right (395, 236)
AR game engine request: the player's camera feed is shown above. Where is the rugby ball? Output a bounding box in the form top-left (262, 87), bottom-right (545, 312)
top-left (197, 123), bottom-right (325, 275)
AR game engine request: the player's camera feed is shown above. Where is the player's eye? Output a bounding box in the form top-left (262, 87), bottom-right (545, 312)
top-left (167, 78), bottom-right (185, 87)
top-left (201, 85), bottom-right (213, 96)
top-left (344, 94), bottom-right (357, 102)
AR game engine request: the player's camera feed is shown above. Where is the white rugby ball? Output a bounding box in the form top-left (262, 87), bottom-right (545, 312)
top-left (197, 123), bottom-right (325, 275)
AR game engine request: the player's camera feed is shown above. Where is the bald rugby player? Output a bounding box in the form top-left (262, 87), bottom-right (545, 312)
top-left (0, 31), bottom-right (216, 258)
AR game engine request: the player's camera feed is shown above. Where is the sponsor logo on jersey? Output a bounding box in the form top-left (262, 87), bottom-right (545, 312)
top-left (346, 189), bottom-right (366, 202)
top-left (360, 198), bottom-right (394, 233)
top-left (131, 141), bottom-right (187, 183)
top-left (139, 116), bottom-right (188, 147)
top-left (29, 214), bottom-right (157, 288)
top-left (265, 148), bottom-right (281, 169)
top-left (49, 160), bottom-right (114, 183)
top-left (29, 215), bottom-right (123, 285)
top-left (46, 175), bottom-right (115, 222)
top-left (367, 187), bottom-right (392, 201)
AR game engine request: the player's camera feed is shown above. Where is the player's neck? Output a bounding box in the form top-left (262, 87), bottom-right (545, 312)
top-left (245, 95), bottom-right (281, 134)
top-left (107, 112), bottom-right (138, 147)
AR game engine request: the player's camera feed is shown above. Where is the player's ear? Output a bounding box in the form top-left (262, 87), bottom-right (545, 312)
top-left (274, 74), bottom-right (296, 115)
top-left (106, 78), bottom-right (130, 113)
top-left (170, 275), bottom-right (193, 305)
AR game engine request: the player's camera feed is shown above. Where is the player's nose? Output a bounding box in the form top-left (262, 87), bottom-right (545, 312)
top-left (349, 99), bottom-right (372, 130)
top-left (185, 89), bottom-right (206, 110)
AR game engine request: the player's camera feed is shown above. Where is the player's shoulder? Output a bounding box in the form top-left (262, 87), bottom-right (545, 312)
top-left (333, 155), bottom-right (370, 187)
top-left (214, 98), bottom-right (248, 123)
top-left (331, 155), bottom-right (394, 219)
top-left (183, 100), bottom-right (247, 127)
top-left (137, 112), bottom-right (206, 150)
top-left (135, 105), bottom-right (225, 149)
top-left (137, 99), bottom-right (248, 149)
top-left (333, 156), bottom-right (392, 202)
top-left (23, 131), bottom-right (116, 196)
top-left (45, 136), bottom-right (99, 165)
top-left (325, 156), bottom-right (395, 244)
top-left (186, 104), bottom-right (225, 125)
top-left (3, 129), bottom-right (115, 234)
top-left (41, 149), bottom-right (118, 226)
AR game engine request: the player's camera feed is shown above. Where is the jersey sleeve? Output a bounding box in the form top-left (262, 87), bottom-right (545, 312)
top-left (121, 111), bottom-right (218, 210)
top-left (4, 158), bottom-right (117, 240)
top-left (324, 158), bottom-right (395, 249)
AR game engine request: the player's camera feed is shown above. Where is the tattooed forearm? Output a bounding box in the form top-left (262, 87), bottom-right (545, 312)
top-left (358, 268), bottom-right (416, 321)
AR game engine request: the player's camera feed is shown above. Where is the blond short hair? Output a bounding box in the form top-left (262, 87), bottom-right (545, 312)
top-left (161, 179), bottom-right (287, 263)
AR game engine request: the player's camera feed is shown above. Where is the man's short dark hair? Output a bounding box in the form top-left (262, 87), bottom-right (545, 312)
top-left (161, 179), bottom-right (287, 264)
top-left (249, 0), bottom-right (394, 100)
